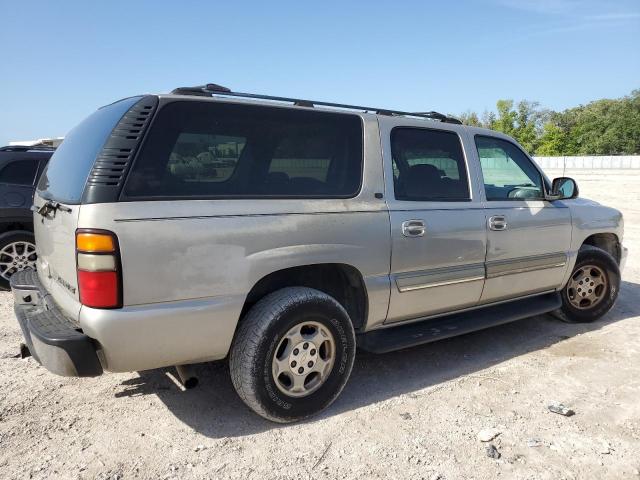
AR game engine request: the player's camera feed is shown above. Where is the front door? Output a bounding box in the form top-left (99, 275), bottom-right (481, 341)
top-left (473, 135), bottom-right (572, 303)
top-left (383, 124), bottom-right (487, 324)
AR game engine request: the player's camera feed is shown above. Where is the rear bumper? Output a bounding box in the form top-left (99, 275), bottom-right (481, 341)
top-left (79, 294), bottom-right (242, 372)
top-left (10, 270), bottom-right (102, 377)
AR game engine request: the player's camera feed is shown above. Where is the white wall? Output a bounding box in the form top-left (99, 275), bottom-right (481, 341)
top-left (534, 156), bottom-right (640, 169)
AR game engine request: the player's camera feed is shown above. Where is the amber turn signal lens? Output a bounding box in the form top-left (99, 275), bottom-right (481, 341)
top-left (76, 233), bottom-right (115, 253)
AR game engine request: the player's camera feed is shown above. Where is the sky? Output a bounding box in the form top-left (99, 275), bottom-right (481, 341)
top-left (0, 0), bottom-right (638, 145)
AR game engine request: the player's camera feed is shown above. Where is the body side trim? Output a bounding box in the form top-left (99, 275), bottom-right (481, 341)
top-left (486, 252), bottom-right (567, 279)
top-left (395, 264), bottom-right (485, 292)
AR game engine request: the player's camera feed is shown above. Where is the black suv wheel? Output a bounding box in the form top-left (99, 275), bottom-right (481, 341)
top-left (230, 287), bottom-right (356, 423)
top-left (557, 245), bottom-right (620, 323)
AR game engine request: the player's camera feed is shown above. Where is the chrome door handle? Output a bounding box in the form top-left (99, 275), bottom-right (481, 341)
top-left (489, 215), bottom-right (508, 231)
top-left (402, 219), bottom-right (426, 237)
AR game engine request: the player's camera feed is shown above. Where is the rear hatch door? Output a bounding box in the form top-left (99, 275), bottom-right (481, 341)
top-left (33, 196), bottom-right (82, 319)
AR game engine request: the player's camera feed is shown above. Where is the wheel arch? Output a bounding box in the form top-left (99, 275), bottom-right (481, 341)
top-left (581, 233), bottom-right (621, 264)
top-left (241, 263), bottom-right (369, 331)
top-left (0, 220), bottom-right (34, 235)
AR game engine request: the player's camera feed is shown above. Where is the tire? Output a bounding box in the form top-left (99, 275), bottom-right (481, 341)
top-left (0, 230), bottom-right (37, 290)
top-left (229, 287), bottom-right (356, 423)
top-left (556, 245), bottom-right (620, 323)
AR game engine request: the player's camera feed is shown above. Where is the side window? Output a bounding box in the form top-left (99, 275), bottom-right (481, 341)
top-left (267, 127), bottom-right (342, 186)
top-left (0, 160), bottom-right (39, 186)
top-left (167, 133), bottom-right (244, 183)
top-left (391, 128), bottom-right (470, 201)
top-left (475, 136), bottom-right (543, 201)
top-left (124, 101), bottom-right (363, 198)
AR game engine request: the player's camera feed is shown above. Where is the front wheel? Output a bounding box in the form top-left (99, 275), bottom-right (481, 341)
top-left (230, 287), bottom-right (356, 423)
top-left (556, 245), bottom-right (620, 323)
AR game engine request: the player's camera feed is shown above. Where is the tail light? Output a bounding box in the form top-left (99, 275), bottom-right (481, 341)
top-left (76, 230), bottom-right (122, 308)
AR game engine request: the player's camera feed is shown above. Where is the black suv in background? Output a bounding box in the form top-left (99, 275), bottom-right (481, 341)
top-left (0, 145), bottom-right (54, 288)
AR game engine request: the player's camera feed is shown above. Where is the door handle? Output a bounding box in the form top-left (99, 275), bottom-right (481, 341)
top-left (402, 219), bottom-right (426, 237)
top-left (489, 215), bottom-right (508, 231)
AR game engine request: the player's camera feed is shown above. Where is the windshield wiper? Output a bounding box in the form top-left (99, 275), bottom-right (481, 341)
top-left (32, 200), bottom-right (72, 218)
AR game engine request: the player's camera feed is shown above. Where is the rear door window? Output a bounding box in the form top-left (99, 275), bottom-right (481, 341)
top-left (123, 101), bottom-right (363, 199)
top-left (391, 128), bottom-right (470, 201)
top-left (0, 160), bottom-right (39, 185)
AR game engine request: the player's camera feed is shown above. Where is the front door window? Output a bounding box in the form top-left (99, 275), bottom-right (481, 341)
top-left (475, 136), bottom-right (544, 201)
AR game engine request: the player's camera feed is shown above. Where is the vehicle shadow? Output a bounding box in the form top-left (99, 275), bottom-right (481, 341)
top-left (115, 280), bottom-right (640, 438)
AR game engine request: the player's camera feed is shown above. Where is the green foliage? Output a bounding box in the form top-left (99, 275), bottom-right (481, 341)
top-left (494, 99), bottom-right (516, 136)
top-left (537, 123), bottom-right (567, 156)
top-left (481, 110), bottom-right (496, 130)
top-left (459, 89), bottom-right (640, 155)
top-left (458, 111), bottom-right (481, 127)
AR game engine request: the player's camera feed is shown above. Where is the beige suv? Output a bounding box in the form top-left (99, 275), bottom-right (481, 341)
top-left (11, 84), bottom-right (627, 422)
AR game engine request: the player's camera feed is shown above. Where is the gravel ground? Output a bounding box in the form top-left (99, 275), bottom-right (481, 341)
top-left (1, 169), bottom-right (639, 480)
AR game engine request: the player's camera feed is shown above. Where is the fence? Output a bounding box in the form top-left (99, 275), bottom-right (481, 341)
top-left (533, 156), bottom-right (640, 169)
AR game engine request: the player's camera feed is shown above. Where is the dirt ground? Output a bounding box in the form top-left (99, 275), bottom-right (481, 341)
top-left (1, 169), bottom-right (639, 480)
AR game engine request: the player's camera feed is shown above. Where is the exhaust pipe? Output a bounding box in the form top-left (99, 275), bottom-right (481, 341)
top-left (175, 364), bottom-right (198, 389)
top-left (19, 343), bottom-right (31, 359)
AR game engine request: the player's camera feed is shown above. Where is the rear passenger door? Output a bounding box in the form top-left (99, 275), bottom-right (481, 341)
top-left (382, 122), bottom-right (487, 323)
top-left (473, 135), bottom-right (572, 302)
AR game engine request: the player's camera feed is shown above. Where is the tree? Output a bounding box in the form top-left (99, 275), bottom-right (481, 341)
top-left (514, 100), bottom-right (545, 153)
top-left (560, 90), bottom-right (640, 155)
top-left (481, 110), bottom-right (496, 130)
top-left (537, 123), bottom-right (567, 156)
top-left (491, 99), bottom-right (545, 152)
top-left (459, 111), bottom-right (481, 126)
top-left (494, 99), bottom-right (516, 136)
top-left (458, 88), bottom-right (640, 155)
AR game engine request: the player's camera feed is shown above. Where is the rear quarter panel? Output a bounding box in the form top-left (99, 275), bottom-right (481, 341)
top-left (79, 199), bottom-right (391, 306)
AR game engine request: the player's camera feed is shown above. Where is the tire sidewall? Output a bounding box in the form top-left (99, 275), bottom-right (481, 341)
top-left (561, 247), bottom-right (620, 322)
top-left (252, 294), bottom-right (355, 421)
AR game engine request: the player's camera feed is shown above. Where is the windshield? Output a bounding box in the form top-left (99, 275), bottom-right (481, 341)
top-left (37, 96), bottom-right (142, 204)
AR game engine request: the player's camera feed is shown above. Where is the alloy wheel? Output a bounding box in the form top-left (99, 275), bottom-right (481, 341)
top-left (0, 241), bottom-right (37, 281)
top-left (566, 264), bottom-right (608, 310)
top-left (272, 321), bottom-right (336, 398)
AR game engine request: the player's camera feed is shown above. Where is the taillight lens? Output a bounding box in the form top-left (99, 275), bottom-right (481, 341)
top-left (76, 230), bottom-right (122, 308)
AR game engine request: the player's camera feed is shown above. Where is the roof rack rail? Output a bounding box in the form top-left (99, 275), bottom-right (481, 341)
top-left (0, 145), bottom-right (57, 152)
top-left (170, 84), bottom-right (462, 124)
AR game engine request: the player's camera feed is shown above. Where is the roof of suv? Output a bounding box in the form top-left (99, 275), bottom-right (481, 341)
top-left (158, 87), bottom-right (538, 161)
top-left (0, 145), bottom-right (56, 153)
top-left (0, 146), bottom-right (55, 165)
top-left (164, 83), bottom-right (464, 125)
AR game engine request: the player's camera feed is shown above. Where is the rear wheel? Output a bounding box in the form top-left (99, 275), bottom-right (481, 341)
top-left (0, 231), bottom-right (37, 290)
top-left (230, 287), bottom-right (356, 423)
top-left (556, 245), bottom-right (620, 323)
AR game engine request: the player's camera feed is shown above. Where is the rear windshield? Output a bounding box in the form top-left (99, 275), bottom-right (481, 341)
top-left (123, 101), bottom-right (363, 199)
top-left (37, 96), bottom-right (142, 204)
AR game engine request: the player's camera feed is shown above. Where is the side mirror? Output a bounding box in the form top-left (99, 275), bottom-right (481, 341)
top-left (547, 177), bottom-right (579, 201)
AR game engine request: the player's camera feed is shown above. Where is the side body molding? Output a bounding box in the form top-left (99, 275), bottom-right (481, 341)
top-left (486, 252), bottom-right (568, 279)
top-left (393, 252), bottom-right (567, 294)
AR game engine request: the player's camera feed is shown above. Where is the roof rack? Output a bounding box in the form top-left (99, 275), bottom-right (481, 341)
top-left (170, 83), bottom-right (462, 124)
top-left (0, 145), bottom-right (56, 152)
